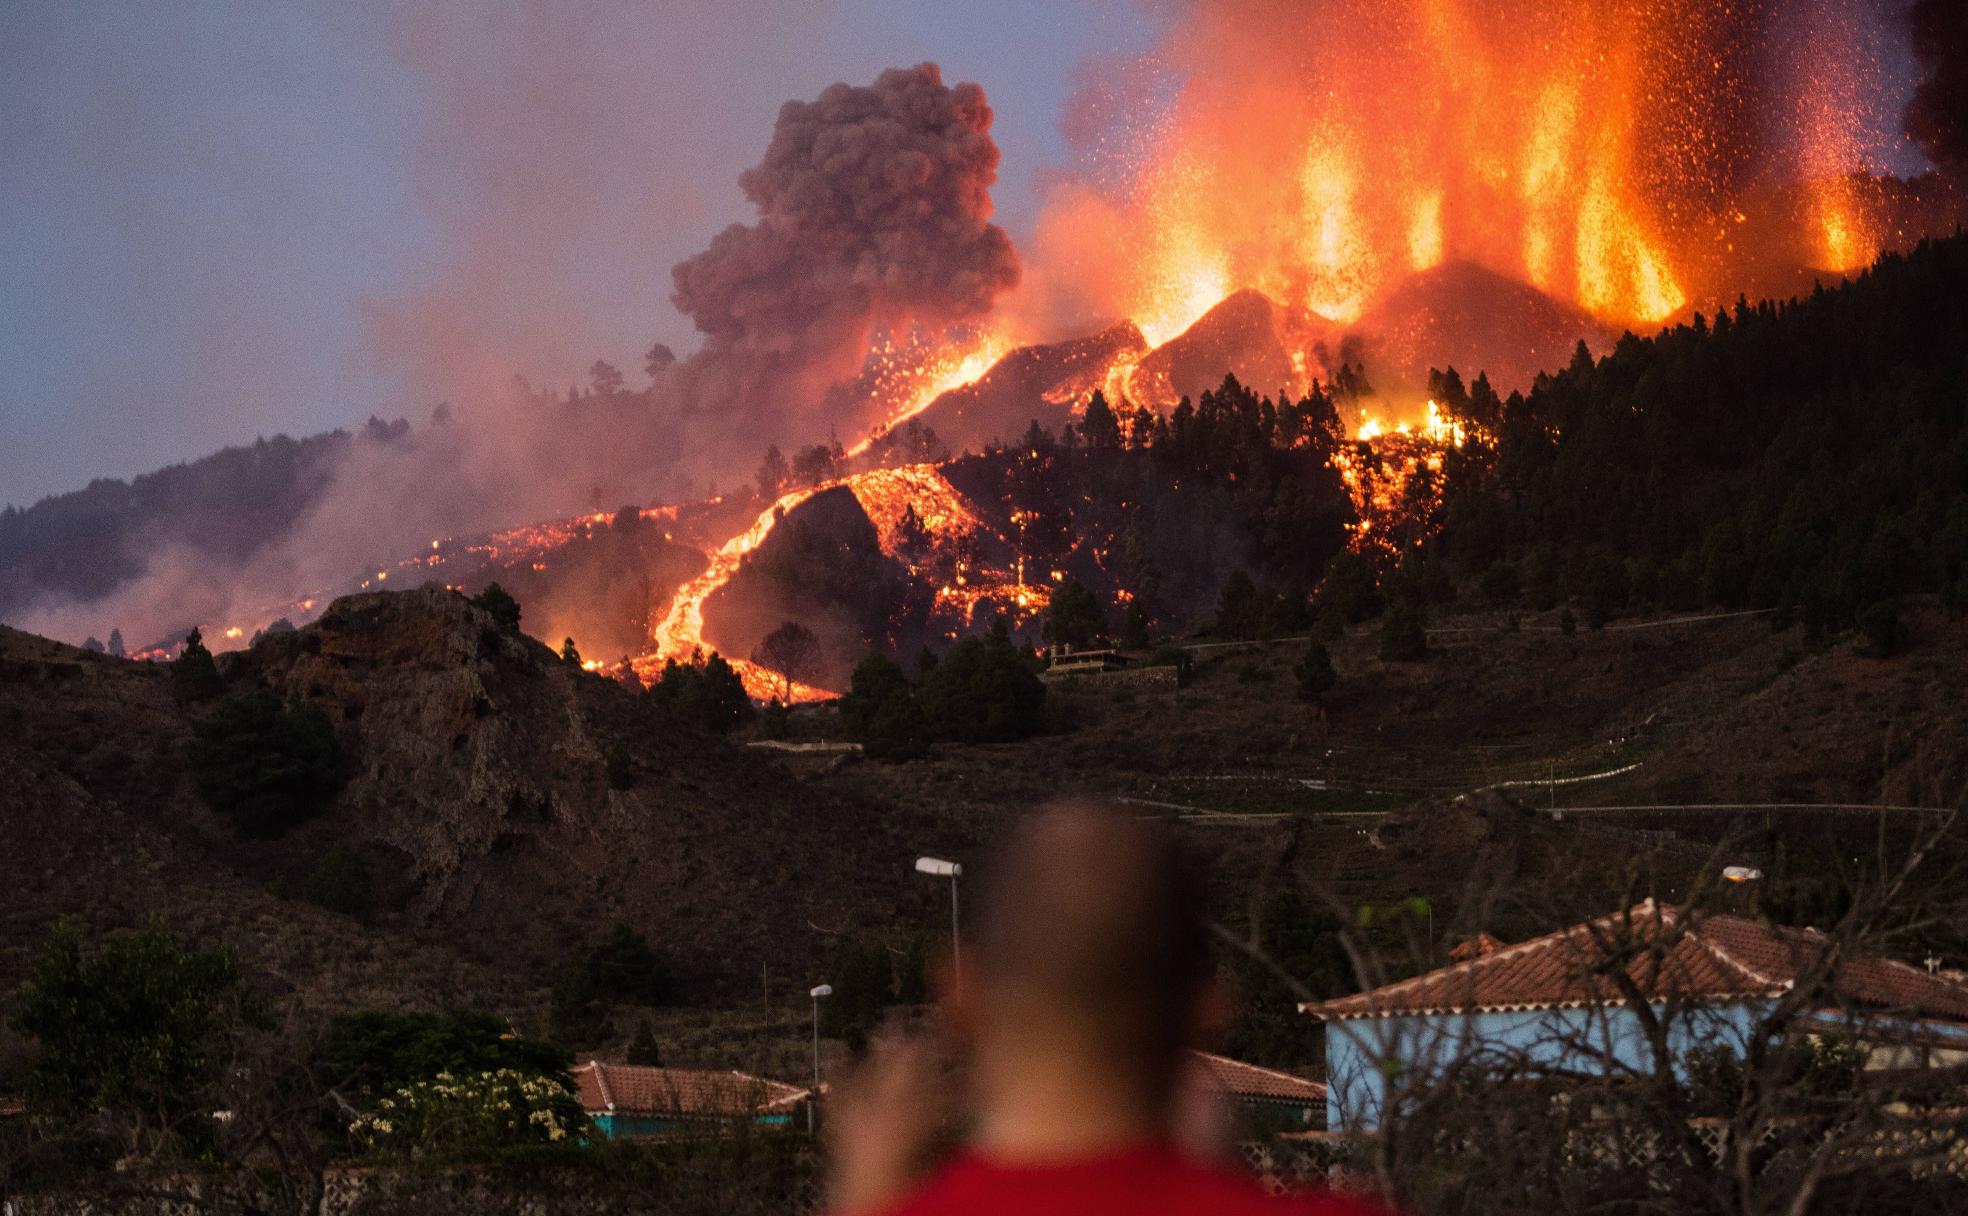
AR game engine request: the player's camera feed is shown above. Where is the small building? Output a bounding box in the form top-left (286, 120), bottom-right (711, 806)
top-left (1188, 1050), bottom-right (1328, 1130)
top-left (1042, 644), bottom-right (1131, 675)
top-left (573, 1061), bottom-right (810, 1139)
top-left (1307, 900), bottom-right (1968, 1131)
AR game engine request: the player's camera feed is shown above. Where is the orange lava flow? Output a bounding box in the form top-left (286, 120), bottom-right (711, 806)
top-left (633, 463), bottom-right (1008, 702)
top-left (844, 334), bottom-right (1008, 459)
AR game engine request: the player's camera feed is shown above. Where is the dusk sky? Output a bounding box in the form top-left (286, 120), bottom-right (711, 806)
top-left (0, 1), bottom-right (1931, 509)
top-left (0, 1), bottom-right (1160, 507)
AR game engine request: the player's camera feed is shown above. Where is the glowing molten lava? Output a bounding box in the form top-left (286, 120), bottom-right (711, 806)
top-left (1022, 0), bottom-right (1909, 344)
top-left (845, 332), bottom-right (1008, 458)
top-left (634, 464), bottom-right (1012, 702)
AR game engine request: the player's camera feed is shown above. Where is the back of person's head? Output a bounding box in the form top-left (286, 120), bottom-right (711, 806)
top-left (967, 802), bottom-right (1211, 1081)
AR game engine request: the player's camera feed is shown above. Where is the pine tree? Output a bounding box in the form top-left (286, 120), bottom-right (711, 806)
top-left (626, 1017), bottom-right (663, 1067)
top-left (1080, 390), bottom-right (1122, 449)
top-left (171, 628), bottom-right (223, 703)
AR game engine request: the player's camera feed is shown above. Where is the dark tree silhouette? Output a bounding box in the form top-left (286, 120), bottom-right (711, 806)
top-left (752, 620), bottom-right (822, 700)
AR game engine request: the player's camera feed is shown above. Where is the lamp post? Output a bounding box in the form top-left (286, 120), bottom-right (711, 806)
top-left (915, 857), bottom-right (963, 977)
top-left (808, 983), bottom-right (832, 1135)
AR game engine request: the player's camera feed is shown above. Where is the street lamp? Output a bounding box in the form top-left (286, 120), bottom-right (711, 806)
top-left (1722, 866), bottom-right (1763, 883)
top-left (808, 984), bottom-right (832, 1135)
top-left (916, 857), bottom-right (963, 977)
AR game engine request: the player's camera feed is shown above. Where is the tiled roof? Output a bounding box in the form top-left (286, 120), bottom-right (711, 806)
top-left (1312, 900), bottom-right (1968, 1022)
top-left (1189, 1051), bottom-right (1326, 1105)
top-left (574, 1061), bottom-right (810, 1119)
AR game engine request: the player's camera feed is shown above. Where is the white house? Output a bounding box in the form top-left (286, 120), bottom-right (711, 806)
top-left (1306, 900), bottom-right (1968, 1131)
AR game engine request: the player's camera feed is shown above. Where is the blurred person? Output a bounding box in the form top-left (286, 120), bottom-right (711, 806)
top-left (829, 802), bottom-right (1389, 1216)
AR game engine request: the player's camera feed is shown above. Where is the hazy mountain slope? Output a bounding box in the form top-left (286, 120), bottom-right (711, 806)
top-left (0, 589), bottom-right (962, 1004)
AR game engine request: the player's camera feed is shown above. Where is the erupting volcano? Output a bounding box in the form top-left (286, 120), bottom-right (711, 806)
top-left (32, 0), bottom-right (1965, 701)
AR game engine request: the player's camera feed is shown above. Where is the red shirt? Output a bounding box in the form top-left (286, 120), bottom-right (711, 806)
top-left (872, 1144), bottom-right (1390, 1216)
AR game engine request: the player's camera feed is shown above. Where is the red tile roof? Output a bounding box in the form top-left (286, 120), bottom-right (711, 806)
top-left (574, 1061), bottom-right (809, 1119)
top-left (1312, 900), bottom-right (1968, 1022)
top-left (1189, 1051), bottom-right (1326, 1105)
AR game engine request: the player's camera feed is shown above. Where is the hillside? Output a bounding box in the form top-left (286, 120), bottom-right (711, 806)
top-left (0, 588), bottom-right (960, 1017)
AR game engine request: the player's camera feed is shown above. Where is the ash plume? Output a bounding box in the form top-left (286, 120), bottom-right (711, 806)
top-left (1903, 0), bottom-right (1968, 171)
top-left (668, 63), bottom-right (1020, 449)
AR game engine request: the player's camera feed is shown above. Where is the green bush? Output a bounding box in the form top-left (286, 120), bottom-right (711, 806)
top-left (11, 919), bottom-right (251, 1161)
top-left (648, 652), bottom-right (754, 733)
top-left (1295, 642), bottom-right (1336, 703)
top-left (916, 633), bottom-right (1046, 744)
top-left (188, 691), bottom-right (343, 838)
top-left (472, 583), bottom-right (522, 631)
top-left (314, 1010), bottom-right (571, 1103)
top-left (1378, 601), bottom-right (1428, 661)
top-left (348, 1069), bottom-right (586, 1156)
top-left (304, 842), bottom-right (375, 921)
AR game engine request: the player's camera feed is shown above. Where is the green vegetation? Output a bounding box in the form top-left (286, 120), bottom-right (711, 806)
top-left (1042, 577), bottom-right (1107, 649)
top-left (170, 627), bottom-right (223, 703)
top-left (1294, 641), bottom-right (1336, 703)
top-left (347, 1069), bottom-right (586, 1156)
top-left (1378, 600), bottom-right (1428, 661)
top-left (313, 1009), bottom-right (571, 1104)
top-left (751, 619), bottom-right (822, 700)
top-left (626, 1017), bottom-right (664, 1067)
top-left (1220, 889), bottom-right (1351, 1068)
top-left (550, 923), bottom-right (676, 1045)
top-left (1430, 235), bottom-right (1968, 636)
top-left (647, 651), bottom-right (754, 733)
top-left (187, 690), bottom-right (342, 838)
top-left (472, 582), bottom-right (522, 630)
top-left (821, 933), bottom-right (928, 1049)
top-left (11, 918), bottom-right (253, 1161)
top-left (841, 628), bottom-right (1047, 759)
top-left (303, 841), bottom-right (375, 921)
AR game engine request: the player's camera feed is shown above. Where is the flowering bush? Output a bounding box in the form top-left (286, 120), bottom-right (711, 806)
top-left (348, 1069), bottom-right (586, 1156)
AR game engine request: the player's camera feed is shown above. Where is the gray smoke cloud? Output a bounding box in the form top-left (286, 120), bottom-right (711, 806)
top-left (1904, 0), bottom-right (1968, 171)
top-left (668, 63), bottom-right (1019, 443)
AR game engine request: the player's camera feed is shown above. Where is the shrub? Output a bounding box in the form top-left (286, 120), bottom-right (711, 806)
top-left (472, 583), bottom-right (522, 631)
top-left (11, 919), bottom-right (250, 1161)
top-left (1295, 642), bottom-right (1336, 703)
top-left (303, 842), bottom-right (375, 921)
top-left (1860, 600), bottom-right (1908, 657)
top-left (314, 1010), bottom-right (570, 1103)
top-left (347, 1069), bottom-right (585, 1156)
top-left (1378, 601), bottom-right (1428, 661)
top-left (916, 633), bottom-right (1046, 744)
top-left (648, 652), bottom-right (754, 733)
top-left (188, 691), bottom-right (342, 838)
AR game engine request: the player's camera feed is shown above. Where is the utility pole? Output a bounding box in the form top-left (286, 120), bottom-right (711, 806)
top-left (808, 984), bottom-right (832, 1136)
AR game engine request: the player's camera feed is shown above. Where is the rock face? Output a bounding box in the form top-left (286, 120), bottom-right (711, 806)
top-left (0, 589), bottom-right (952, 1007)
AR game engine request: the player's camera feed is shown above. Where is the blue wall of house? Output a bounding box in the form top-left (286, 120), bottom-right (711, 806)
top-left (591, 1112), bottom-right (794, 1139)
top-left (1323, 1002), bottom-right (1767, 1131)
